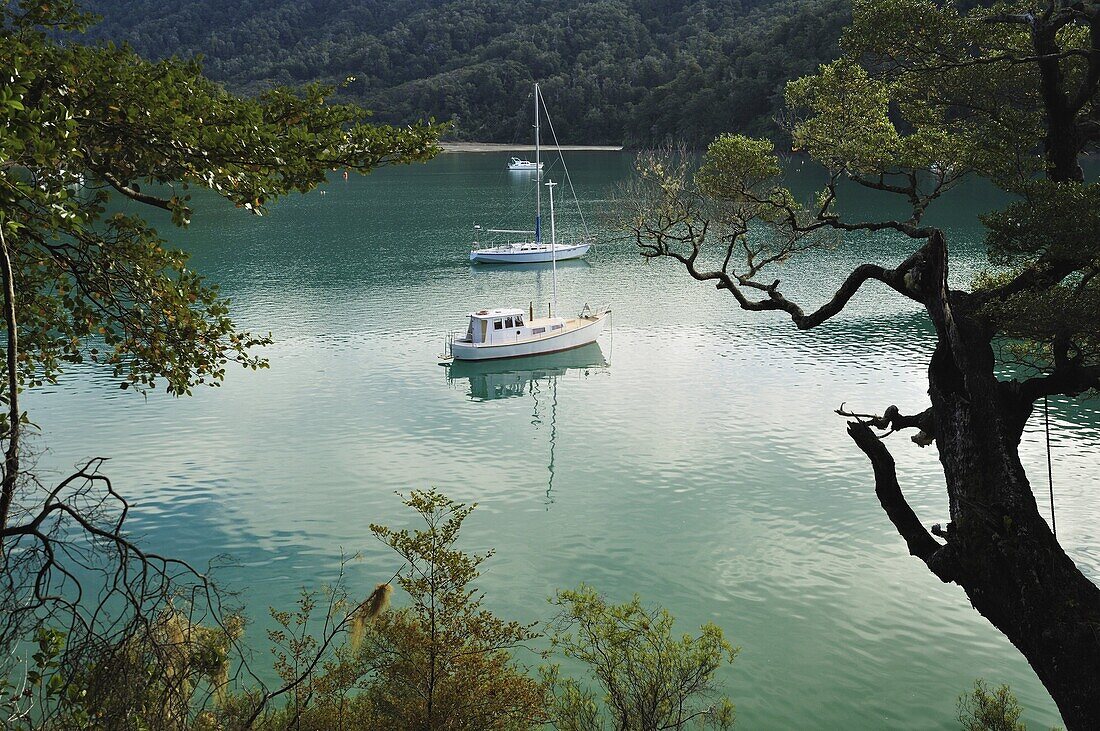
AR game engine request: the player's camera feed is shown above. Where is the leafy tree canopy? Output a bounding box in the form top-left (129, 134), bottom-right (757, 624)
top-left (0, 0), bottom-right (442, 398)
top-left (546, 584), bottom-right (737, 730)
top-left (642, 0), bottom-right (1099, 376)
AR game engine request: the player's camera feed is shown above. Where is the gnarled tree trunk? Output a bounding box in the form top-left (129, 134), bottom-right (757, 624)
top-left (853, 233), bottom-right (1100, 729)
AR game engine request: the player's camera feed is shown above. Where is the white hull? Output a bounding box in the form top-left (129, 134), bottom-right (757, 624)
top-left (507, 156), bottom-right (543, 170)
top-left (450, 312), bottom-right (608, 361)
top-left (470, 243), bottom-right (590, 264)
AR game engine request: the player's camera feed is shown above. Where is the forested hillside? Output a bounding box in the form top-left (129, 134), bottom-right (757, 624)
top-left (77, 0), bottom-right (848, 145)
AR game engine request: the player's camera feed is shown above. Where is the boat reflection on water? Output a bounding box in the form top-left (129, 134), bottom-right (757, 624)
top-left (445, 342), bottom-right (609, 504)
top-left (468, 258), bottom-right (592, 276)
top-left (445, 342), bottom-right (607, 401)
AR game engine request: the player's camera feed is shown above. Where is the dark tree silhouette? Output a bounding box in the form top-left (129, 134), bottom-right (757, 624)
top-left (627, 1), bottom-right (1100, 726)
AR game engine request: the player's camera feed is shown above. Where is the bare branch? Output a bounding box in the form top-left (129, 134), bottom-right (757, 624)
top-left (845, 421), bottom-right (956, 582)
top-left (651, 231), bottom-right (932, 330)
top-left (0, 460), bottom-right (239, 728)
top-left (836, 404), bottom-right (936, 445)
top-left (0, 223), bottom-right (19, 536)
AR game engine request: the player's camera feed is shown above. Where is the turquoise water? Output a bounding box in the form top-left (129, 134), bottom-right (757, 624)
top-left (25, 153), bottom-right (1100, 728)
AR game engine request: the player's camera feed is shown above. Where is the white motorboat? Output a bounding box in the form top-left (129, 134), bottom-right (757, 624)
top-left (507, 156), bottom-right (543, 170)
top-left (470, 84), bottom-right (592, 265)
top-left (447, 304), bottom-right (610, 361)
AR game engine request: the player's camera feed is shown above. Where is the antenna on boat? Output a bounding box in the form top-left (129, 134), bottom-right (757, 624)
top-left (546, 179), bottom-right (558, 317)
top-left (534, 83), bottom-right (542, 246)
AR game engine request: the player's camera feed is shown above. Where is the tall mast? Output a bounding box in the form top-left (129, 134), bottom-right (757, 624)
top-left (534, 83), bottom-right (542, 245)
top-left (547, 179), bottom-right (558, 316)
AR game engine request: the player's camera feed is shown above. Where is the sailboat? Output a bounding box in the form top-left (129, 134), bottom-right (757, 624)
top-left (446, 178), bottom-right (611, 361)
top-left (470, 84), bottom-right (592, 264)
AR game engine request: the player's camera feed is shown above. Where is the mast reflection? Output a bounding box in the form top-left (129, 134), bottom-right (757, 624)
top-left (445, 343), bottom-right (609, 504)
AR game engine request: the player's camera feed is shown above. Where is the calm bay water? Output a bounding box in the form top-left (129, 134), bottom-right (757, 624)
top-left (25, 152), bottom-right (1100, 728)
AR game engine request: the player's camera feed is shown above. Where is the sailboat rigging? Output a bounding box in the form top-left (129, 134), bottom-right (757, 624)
top-left (469, 84), bottom-right (592, 264)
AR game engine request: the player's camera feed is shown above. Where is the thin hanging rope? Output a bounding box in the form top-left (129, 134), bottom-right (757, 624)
top-left (536, 86), bottom-right (591, 240)
top-left (1044, 395), bottom-right (1056, 538)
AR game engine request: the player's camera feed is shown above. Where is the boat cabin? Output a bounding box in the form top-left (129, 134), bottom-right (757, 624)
top-left (464, 308), bottom-right (566, 346)
top-left (507, 157), bottom-right (542, 170)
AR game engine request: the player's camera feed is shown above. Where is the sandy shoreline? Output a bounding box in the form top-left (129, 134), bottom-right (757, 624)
top-left (441, 142), bottom-right (623, 153)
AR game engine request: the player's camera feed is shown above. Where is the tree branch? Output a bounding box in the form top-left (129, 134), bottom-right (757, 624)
top-left (846, 421), bottom-right (955, 581)
top-left (1018, 363), bottom-right (1100, 403)
top-left (1069, 12), bottom-right (1100, 112)
top-left (0, 222), bottom-right (19, 538)
top-left (743, 240), bottom-right (932, 329)
top-left (95, 170), bottom-right (175, 212)
top-left (980, 255), bottom-right (1080, 301)
top-left (836, 404), bottom-right (936, 445)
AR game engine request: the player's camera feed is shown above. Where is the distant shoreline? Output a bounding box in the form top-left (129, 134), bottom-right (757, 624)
top-left (441, 142), bottom-right (624, 153)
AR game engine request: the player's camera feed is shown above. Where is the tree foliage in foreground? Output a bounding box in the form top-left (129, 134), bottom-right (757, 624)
top-left (362, 490), bottom-right (548, 729)
top-left (0, 0), bottom-right (440, 399)
top-left (957, 680), bottom-right (1029, 731)
top-left (214, 490), bottom-right (547, 730)
top-left (0, 2), bottom-right (441, 725)
top-left (213, 490), bottom-right (737, 731)
top-left (627, 0), bottom-right (1100, 727)
top-left (545, 585), bottom-right (737, 731)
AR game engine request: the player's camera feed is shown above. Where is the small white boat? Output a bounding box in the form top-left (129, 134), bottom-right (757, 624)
top-left (447, 304), bottom-right (610, 361)
top-left (507, 156), bottom-right (543, 170)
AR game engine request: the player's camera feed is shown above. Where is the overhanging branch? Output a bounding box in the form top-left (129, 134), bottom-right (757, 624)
top-left (689, 238), bottom-right (933, 330)
top-left (96, 170), bottom-right (175, 212)
top-left (836, 404), bottom-right (936, 446)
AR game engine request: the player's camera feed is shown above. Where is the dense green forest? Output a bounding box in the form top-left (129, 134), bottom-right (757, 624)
top-left (77, 0), bottom-right (849, 145)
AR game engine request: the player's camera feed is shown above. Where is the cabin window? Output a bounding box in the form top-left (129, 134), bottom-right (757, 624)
top-left (532, 327), bottom-right (545, 334)
top-left (515, 315), bottom-right (524, 325)
top-left (493, 320), bottom-right (503, 330)
top-left (551, 324), bottom-right (562, 331)
top-left (504, 317), bottom-right (514, 328)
